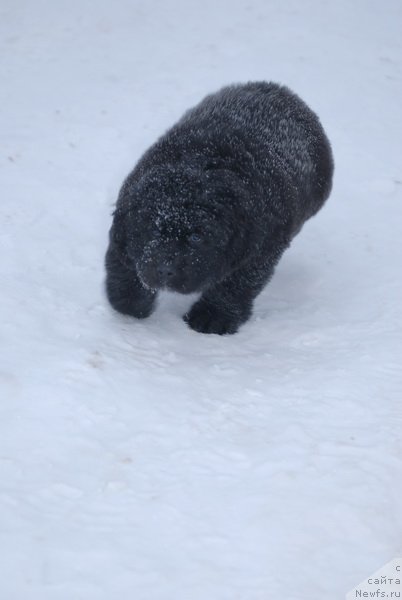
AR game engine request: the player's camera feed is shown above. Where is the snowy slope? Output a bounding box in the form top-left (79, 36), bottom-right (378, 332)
top-left (1, 0), bottom-right (401, 598)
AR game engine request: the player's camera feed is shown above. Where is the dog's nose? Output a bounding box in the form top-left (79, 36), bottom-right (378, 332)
top-left (157, 264), bottom-right (175, 280)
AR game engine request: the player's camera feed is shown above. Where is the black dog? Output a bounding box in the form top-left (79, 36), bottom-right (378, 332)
top-left (105, 82), bottom-right (334, 334)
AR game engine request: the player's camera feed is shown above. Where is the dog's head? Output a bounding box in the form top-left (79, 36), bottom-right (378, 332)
top-left (111, 163), bottom-right (259, 293)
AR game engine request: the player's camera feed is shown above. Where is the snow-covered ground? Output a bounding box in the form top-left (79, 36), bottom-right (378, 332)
top-left (1, 1), bottom-right (401, 598)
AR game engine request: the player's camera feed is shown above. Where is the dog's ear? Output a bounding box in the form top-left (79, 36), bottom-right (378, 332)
top-left (108, 206), bottom-right (131, 267)
top-left (109, 207), bottom-right (125, 246)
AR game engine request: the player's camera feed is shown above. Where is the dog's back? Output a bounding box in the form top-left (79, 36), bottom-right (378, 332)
top-left (177, 81), bottom-right (334, 229)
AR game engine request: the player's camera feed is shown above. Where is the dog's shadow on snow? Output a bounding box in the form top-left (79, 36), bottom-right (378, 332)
top-left (255, 256), bottom-right (320, 318)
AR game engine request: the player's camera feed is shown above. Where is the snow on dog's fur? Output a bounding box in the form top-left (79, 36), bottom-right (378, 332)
top-left (105, 82), bottom-right (334, 334)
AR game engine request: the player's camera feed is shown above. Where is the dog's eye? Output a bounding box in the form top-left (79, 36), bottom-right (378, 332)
top-left (187, 232), bottom-right (203, 244)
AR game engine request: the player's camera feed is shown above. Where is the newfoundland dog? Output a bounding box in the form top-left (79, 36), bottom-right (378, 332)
top-left (105, 82), bottom-right (334, 334)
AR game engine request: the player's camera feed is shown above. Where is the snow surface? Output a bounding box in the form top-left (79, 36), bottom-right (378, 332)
top-left (1, 1), bottom-right (402, 598)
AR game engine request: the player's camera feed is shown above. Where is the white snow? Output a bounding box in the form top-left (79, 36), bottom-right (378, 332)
top-left (1, 1), bottom-right (401, 598)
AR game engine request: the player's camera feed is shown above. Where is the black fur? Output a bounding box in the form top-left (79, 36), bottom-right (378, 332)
top-left (105, 82), bottom-right (334, 334)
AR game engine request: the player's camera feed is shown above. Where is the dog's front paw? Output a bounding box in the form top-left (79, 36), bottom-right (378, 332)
top-left (105, 248), bottom-right (156, 319)
top-left (184, 300), bottom-right (248, 335)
